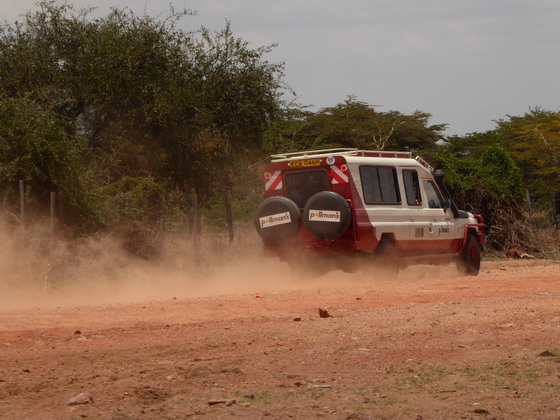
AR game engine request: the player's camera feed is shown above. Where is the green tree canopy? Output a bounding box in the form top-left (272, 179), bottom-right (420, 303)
top-left (0, 95), bottom-right (71, 196)
top-left (435, 145), bottom-right (524, 249)
top-left (270, 96), bottom-right (446, 152)
top-left (0, 1), bottom-right (287, 232)
top-left (443, 108), bottom-right (560, 209)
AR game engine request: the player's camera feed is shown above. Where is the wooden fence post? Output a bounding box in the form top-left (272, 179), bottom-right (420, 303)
top-left (552, 192), bottom-right (558, 228)
top-left (57, 190), bottom-right (64, 227)
top-left (224, 190), bottom-right (234, 243)
top-left (50, 191), bottom-right (56, 241)
top-left (192, 190), bottom-right (200, 255)
top-left (19, 180), bottom-right (25, 227)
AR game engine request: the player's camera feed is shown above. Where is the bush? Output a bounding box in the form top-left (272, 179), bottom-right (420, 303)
top-left (435, 146), bottom-right (527, 251)
top-left (100, 176), bottom-right (166, 258)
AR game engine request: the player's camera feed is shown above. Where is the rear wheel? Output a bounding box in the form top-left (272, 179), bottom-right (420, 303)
top-left (375, 238), bottom-right (399, 278)
top-left (457, 234), bottom-right (480, 276)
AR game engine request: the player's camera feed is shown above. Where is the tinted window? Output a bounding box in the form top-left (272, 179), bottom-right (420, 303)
top-left (284, 170), bottom-right (329, 208)
top-left (423, 181), bottom-right (444, 208)
top-left (360, 166), bottom-right (401, 204)
top-left (403, 170), bottom-right (422, 206)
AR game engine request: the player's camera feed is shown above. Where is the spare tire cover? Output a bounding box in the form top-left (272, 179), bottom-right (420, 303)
top-left (254, 196), bottom-right (301, 244)
top-left (303, 191), bottom-right (352, 241)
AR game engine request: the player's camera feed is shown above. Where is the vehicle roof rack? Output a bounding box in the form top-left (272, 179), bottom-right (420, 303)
top-left (270, 148), bottom-right (358, 161)
top-left (415, 156), bottom-right (434, 172)
top-left (270, 148), bottom-right (414, 162)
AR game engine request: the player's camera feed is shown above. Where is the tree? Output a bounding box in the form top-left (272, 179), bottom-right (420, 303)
top-left (177, 22), bottom-right (287, 206)
top-left (442, 108), bottom-right (560, 223)
top-left (0, 96), bottom-right (64, 202)
top-left (0, 1), bottom-right (288, 236)
top-left (435, 145), bottom-right (526, 250)
top-left (443, 130), bottom-right (502, 159)
top-left (273, 96), bottom-right (445, 152)
top-left (192, 23), bottom-right (285, 153)
top-left (509, 117), bottom-right (560, 206)
top-left (388, 111), bottom-right (447, 152)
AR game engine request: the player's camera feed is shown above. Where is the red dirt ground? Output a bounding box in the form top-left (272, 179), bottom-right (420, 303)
top-left (1, 259), bottom-right (560, 419)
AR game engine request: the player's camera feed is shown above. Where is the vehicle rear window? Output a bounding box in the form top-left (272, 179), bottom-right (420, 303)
top-left (360, 166), bottom-right (401, 205)
top-left (284, 170), bottom-right (329, 208)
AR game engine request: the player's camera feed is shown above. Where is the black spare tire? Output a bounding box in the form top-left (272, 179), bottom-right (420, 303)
top-left (255, 196), bottom-right (301, 244)
top-left (303, 191), bottom-right (351, 241)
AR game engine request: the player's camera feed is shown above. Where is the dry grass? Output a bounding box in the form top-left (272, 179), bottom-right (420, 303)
top-left (485, 207), bottom-right (560, 258)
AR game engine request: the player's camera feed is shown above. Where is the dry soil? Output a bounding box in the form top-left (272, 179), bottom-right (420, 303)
top-left (1, 259), bottom-right (560, 419)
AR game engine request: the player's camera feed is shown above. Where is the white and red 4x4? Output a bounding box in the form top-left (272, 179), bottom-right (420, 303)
top-left (254, 148), bottom-right (485, 276)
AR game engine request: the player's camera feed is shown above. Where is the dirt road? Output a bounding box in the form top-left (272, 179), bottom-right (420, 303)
top-left (1, 259), bottom-right (560, 419)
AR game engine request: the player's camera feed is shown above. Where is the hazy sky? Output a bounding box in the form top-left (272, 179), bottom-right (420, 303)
top-left (4, 0), bottom-right (560, 136)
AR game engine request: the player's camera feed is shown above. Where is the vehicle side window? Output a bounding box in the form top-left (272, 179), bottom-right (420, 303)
top-left (284, 170), bottom-right (329, 208)
top-left (423, 180), bottom-right (444, 209)
top-left (403, 170), bottom-right (422, 206)
top-left (360, 166), bottom-right (401, 205)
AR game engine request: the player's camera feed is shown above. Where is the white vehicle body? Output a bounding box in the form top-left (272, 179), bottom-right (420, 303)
top-left (255, 149), bottom-right (485, 276)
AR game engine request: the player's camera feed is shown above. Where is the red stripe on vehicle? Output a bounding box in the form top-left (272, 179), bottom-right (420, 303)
top-left (330, 165), bottom-right (349, 184)
top-left (265, 171), bottom-right (283, 191)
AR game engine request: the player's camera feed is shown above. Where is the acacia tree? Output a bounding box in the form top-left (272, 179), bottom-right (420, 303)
top-left (175, 22), bottom-right (286, 202)
top-left (273, 96), bottom-right (446, 152)
top-left (192, 23), bottom-right (285, 153)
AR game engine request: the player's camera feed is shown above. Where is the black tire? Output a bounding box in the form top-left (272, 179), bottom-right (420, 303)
top-left (457, 234), bottom-right (481, 276)
top-left (375, 238), bottom-right (399, 278)
top-left (254, 196), bottom-right (301, 245)
top-left (303, 191), bottom-right (352, 241)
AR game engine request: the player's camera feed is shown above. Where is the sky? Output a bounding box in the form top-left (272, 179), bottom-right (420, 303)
top-left (3, 0), bottom-right (560, 136)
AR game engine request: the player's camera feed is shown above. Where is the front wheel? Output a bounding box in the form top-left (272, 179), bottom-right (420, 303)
top-left (457, 234), bottom-right (481, 276)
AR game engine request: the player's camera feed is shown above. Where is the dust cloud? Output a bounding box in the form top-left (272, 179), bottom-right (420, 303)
top-left (0, 222), bottom-right (382, 311)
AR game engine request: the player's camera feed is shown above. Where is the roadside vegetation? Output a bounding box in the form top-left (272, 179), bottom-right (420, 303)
top-left (0, 1), bottom-right (558, 281)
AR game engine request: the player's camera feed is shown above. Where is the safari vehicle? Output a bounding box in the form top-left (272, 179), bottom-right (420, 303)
top-left (254, 148), bottom-right (485, 276)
